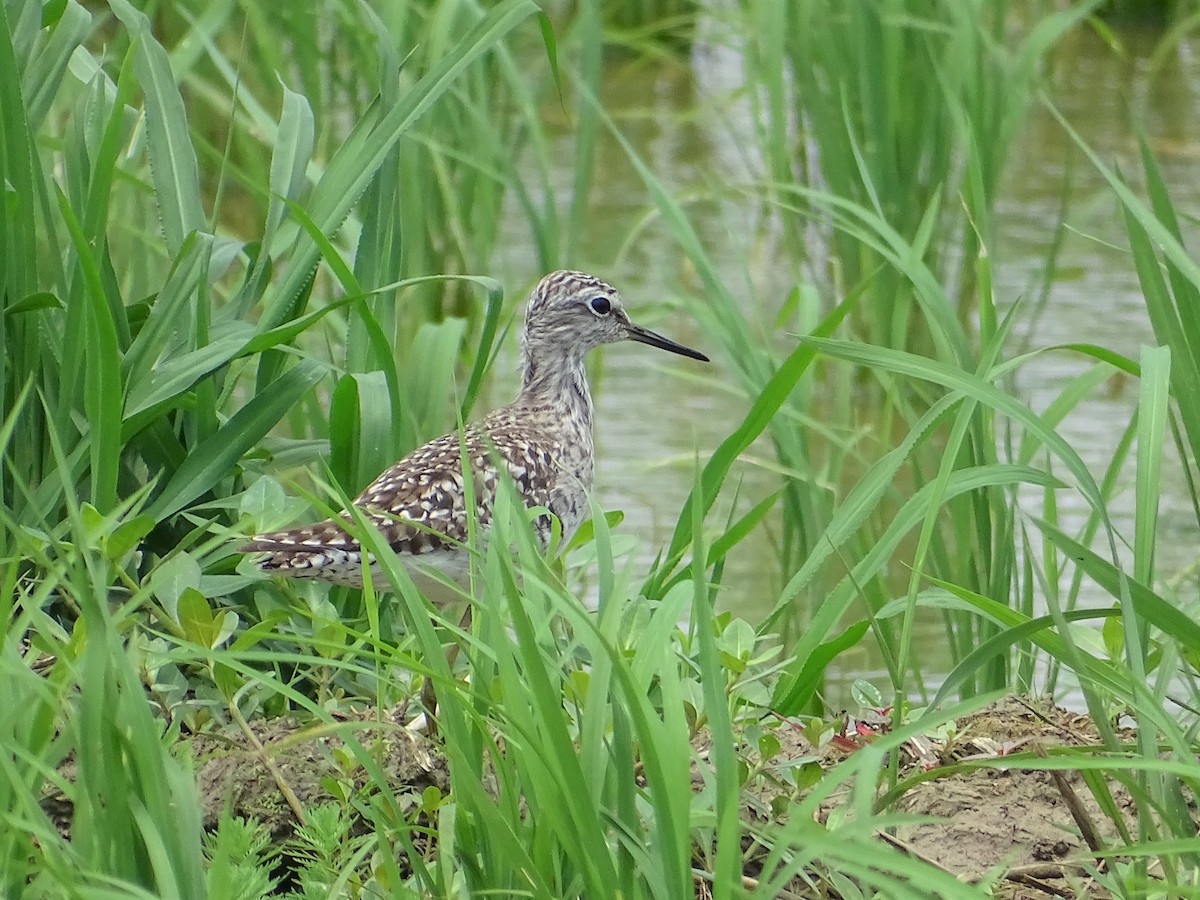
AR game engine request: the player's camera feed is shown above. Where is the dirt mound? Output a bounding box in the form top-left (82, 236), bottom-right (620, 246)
top-left (895, 696), bottom-right (1137, 897)
top-left (190, 709), bottom-right (450, 841)
top-left (40, 695), bottom-right (1145, 896)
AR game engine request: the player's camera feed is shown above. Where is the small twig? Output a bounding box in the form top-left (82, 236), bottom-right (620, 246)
top-left (1013, 695), bottom-right (1080, 745)
top-left (1033, 743), bottom-right (1108, 888)
top-left (876, 829), bottom-right (961, 879)
top-left (1006, 861), bottom-right (1088, 879)
top-left (1035, 745), bottom-right (1104, 856)
top-left (1006, 870), bottom-right (1074, 898)
top-left (1049, 766), bottom-right (1104, 855)
top-left (690, 869), bottom-right (803, 900)
top-left (227, 699), bottom-right (307, 826)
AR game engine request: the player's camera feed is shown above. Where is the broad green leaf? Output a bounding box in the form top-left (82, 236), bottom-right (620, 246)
top-left (329, 373), bottom-right (363, 495)
top-left (107, 513), bottom-right (156, 561)
top-left (237, 476), bottom-right (292, 529)
top-left (345, 371), bottom-right (393, 492)
top-left (718, 618), bottom-right (757, 672)
top-left (150, 553), bottom-right (202, 620)
top-left (850, 679), bottom-right (883, 710)
top-left (176, 587), bottom-right (214, 644)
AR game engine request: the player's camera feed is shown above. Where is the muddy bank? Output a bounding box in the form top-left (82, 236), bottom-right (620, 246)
top-left (41, 696), bottom-right (1151, 897)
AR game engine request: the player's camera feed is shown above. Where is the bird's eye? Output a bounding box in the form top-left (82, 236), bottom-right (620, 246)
top-left (588, 296), bottom-right (612, 316)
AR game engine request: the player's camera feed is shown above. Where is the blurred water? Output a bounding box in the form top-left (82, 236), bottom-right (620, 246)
top-left (996, 25), bottom-right (1200, 582)
top-left (493, 21), bottom-right (1200, 708)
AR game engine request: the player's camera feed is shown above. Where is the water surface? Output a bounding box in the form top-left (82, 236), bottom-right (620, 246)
top-left (495, 21), bottom-right (1200, 707)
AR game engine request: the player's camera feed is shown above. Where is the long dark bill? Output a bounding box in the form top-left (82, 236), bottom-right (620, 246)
top-left (625, 322), bottom-right (710, 362)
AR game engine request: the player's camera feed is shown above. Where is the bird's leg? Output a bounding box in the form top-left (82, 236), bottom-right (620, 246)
top-left (419, 605), bottom-right (473, 736)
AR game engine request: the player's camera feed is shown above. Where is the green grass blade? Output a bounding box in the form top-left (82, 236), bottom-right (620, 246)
top-left (764, 463), bottom-right (1058, 660)
top-left (146, 358), bottom-right (325, 521)
top-left (0, 0), bottom-right (40, 433)
top-left (266, 83), bottom-right (315, 246)
top-left (259, 0), bottom-right (540, 330)
top-left (19, 0), bottom-right (90, 131)
top-left (1034, 518), bottom-right (1200, 655)
top-left (122, 233), bottom-right (212, 388)
top-left (108, 0), bottom-right (206, 252)
top-left (1134, 346), bottom-right (1169, 585)
top-left (123, 323), bottom-right (255, 429)
top-left (651, 293), bottom-right (858, 590)
top-left (773, 619), bottom-right (871, 716)
top-left (56, 185), bottom-right (123, 512)
top-left (805, 337), bottom-right (1113, 526)
top-left (686, 463), bottom-right (739, 898)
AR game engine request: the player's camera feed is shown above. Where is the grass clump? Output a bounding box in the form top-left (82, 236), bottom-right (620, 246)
top-left (5, 0), bottom-right (1200, 897)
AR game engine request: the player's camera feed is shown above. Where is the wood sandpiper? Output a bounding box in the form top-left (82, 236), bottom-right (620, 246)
top-left (241, 270), bottom-right (709, 596)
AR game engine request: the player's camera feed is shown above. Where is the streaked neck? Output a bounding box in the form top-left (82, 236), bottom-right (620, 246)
top-left (518, 347), bottom-right (593, 426)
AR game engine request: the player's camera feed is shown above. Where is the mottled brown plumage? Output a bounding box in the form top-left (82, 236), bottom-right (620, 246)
top-left (241, 270), bottom-right (708, 598)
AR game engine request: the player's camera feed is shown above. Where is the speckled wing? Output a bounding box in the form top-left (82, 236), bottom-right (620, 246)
top-left (241, 415), bottom-right (557, 585)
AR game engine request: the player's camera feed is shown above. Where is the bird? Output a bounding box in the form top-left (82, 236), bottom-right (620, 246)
top-left (241, 270), bottom-right (710, 599)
